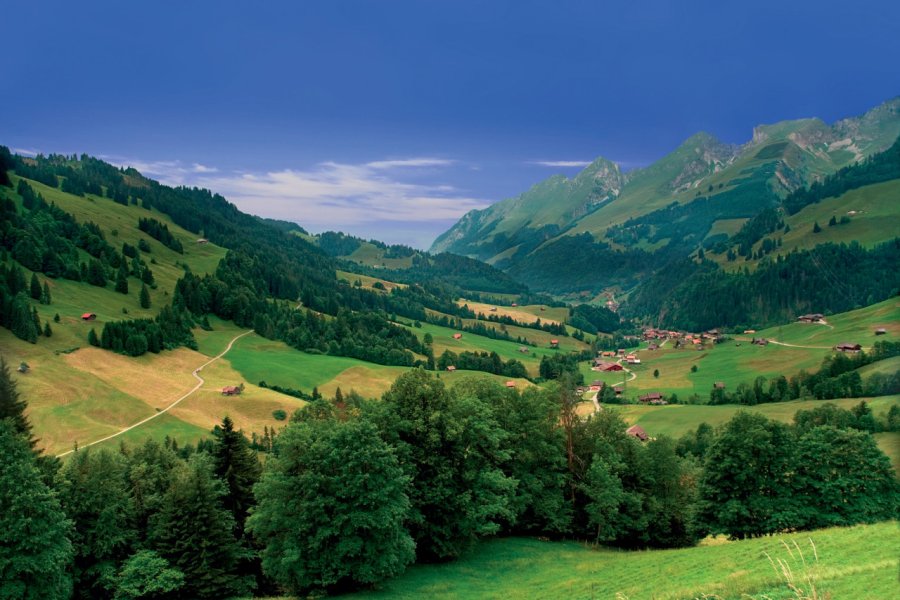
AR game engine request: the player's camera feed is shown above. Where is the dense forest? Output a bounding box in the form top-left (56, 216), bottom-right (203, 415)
top-left (2, 363), bottom-right (896, 599)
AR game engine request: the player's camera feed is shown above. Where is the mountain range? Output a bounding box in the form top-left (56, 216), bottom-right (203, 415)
top-left (431, 97), bottom-right (900, 295)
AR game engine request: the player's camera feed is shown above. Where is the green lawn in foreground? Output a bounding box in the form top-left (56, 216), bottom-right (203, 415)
top-left (338, 522), bottom-right (897, 599)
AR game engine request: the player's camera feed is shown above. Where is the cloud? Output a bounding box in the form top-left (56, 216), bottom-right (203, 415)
top-left (12, 147), bottom-right (40, 157)
top-left (195, 159), bottom-right (488, 228)
top-left (529, 160), bottom-right (592, 167)
top-left (191, 163), bottom-right (218, 173)
top-left (366, 157), bottom-right (455, 169)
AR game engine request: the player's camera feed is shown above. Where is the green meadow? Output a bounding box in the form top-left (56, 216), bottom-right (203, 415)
top-left (336, 522), bottom-right (898, 600)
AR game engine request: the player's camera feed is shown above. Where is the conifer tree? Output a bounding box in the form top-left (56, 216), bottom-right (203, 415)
top-left (59, 449), bottom-right (135, 599)
top-left (0, 357), bottom-right (35, 446)
top-left (139, 283), bottom-right (151, 309)
top-left (115, 264), bottom-right (129, 294)
top-left (11, 292), bottom-right (38, 343)
top-left (211, 416), bottom-right (261, 536)
top-left (41, 281), bottom-right (52, 305)
top-left (88, 328), bottom-right (100, 347)
top-left (0, 421), bottom-right (73, 600)
top-left (44, 322), bottom-right (52, 337)
top-left (30, 272), bottom-right (42, 300)
top-left (149, 455), bottom-right (251, 599)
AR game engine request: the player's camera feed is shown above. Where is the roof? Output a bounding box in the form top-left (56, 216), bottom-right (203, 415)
top-left (222, 385), bottom-right (239, 393)
top-left (81, 312), bottom-right (96, 319)
top-left (446, 365), bottom-right (456, 371)
top-left (550, 339), bottom-right (559, 344)
top-left (626, 425), bottom-right (649, 441)
top-left (714, 382), bottom-right (725, 389)
top-left (452, 333), bottom-right (462, 339)
top-left (639, 392), bottom-right (663, 401)
top-left (505, 381), bottom-right (516, 388)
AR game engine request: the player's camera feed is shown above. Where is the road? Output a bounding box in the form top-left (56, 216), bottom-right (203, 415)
top-left (57, 330), bottom-right (254, 458)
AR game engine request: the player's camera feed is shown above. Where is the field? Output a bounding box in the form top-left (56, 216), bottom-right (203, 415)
top-left (458, 299), bottom-right (568, 326)
top-left (598, 298), bottom-right (899, 400)
top-left (336, 270), bottom-right (407, 293)
top-left (338, 522), bottom-right (898, 599)
top-left (344, 242), bottom-right (414, 269)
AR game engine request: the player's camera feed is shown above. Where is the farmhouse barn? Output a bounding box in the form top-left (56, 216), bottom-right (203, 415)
top-left (221, 385), bottom-right (243, 396)
top-left (798, 313), bottom-right (824, 323)
top-left (593, 361), bottom-right (623, 372)
top-left (626, 425), bottom-right (649, 441)
top-left (639, 392), bottom-right (665, 405)
top-left (834, 342), bottom-right (862, 353)
top-left (81, 312), bottom-right (97, 321)
top-left (453, 333), bottom-right (462, 339)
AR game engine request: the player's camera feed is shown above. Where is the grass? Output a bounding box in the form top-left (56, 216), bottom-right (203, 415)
top-left (336, 270), bottom-right (407, 293)
top-left (336, 522), bottom-right (898, 599)
top-left (458, 299), bottom-right (569, 326)
top-left (345, 242), bottom-right (414, 269)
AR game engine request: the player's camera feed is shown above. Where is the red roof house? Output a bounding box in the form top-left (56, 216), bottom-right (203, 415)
top-left (81, 313), bottom-right (97, 321)
top-left (453, 333), bottom-right (463, 340)
top-left (505, 381), bottom-right (516, 388)
top-left (626, 425), bottom-right (649, 441)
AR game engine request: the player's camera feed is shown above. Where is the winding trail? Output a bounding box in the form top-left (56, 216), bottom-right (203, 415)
top-left (57, 330), bottom-right (254, 458)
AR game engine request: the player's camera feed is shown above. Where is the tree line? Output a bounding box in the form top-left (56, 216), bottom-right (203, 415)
top-left (2, 363), bottom-right (896, 599)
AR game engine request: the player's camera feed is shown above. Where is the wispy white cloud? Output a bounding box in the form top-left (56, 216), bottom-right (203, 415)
top-left (529, 160), bottom-right (592, 167)
top-left (366, 157), bottom-right (455, 169)
top-left (191, 163), bottom-right (218, 173)
top-left (195, 159), bottom-right (487, 228)
top-left (12, 147), bottom-right (40, 157)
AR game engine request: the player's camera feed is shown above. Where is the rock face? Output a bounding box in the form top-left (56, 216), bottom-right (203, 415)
top-left (431, 97), bottom-right (900, 291)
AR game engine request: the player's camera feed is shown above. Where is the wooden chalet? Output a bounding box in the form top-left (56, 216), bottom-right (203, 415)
top-left (798, 313), bottom-right (824, 323)
top-left (81, 312), bottom-right (97, 321)
top-left (834, 342), bottom-right (862, 353)
top-left (452, 333), bottom-right (463, 340)
top-left (589, 380), bottom-right (604, 392)
top-left (751, 338), bottom-right (769, 346)
top-left (638, 392), bottom-right (665, 405)
top-left (221, 385), bottom-right (242, 396)
top-left (196, 238), bottom-right (209, 244)
top-left (446, 365), bottom-right (457, 372)
top-left (592, 361), bottom-right (623, 372)
top-left (550, 339), bottom-right (559, 348)
top-left (713, 382), bottom-right (726, 390)
top-left (626, 425), bottom-right (649, 441)
top-left (518, 346), bottom-right (530, 353)
top-left (875, 328), bottom-right (887, 335)
top-left (648, 343), bottom-right (659, 351)
top-left (505, 381), bottom-right (516, 388)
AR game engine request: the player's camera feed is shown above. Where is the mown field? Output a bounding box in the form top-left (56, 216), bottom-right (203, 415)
top-left (333, 522), bottom-right (898, 599)
top-left (458, 299), bottom-right (569, 326)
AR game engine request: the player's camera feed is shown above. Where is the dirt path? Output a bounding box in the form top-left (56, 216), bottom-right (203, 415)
top-left (766, 339), bottom-right (832, 350)
top-left (57, 330), bottom-right (254, 458)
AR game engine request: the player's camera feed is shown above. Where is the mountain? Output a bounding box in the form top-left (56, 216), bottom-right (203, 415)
top-left (432, 97), bottom-right (900, 292)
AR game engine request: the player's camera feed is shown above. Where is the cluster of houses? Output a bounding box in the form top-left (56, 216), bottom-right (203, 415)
top-left (797, 313), bottom-right (825, 323)
top-left (642, 327), bottom-right (724, 348)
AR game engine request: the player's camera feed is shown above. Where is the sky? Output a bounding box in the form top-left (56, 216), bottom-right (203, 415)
top-left (3, 0), bottom-right (899, 248)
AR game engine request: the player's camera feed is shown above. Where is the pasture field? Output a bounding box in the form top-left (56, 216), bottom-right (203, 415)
top-left (340, 522), bottom-right (898, 599)
top-left (344, 242), bottom-right (414, 269)
top-left (336, 270), bottom-right (407, 293)
top-left (458, 299), bottom-right (568, 326)
top-left (608, 395), bottom-right (899, 438)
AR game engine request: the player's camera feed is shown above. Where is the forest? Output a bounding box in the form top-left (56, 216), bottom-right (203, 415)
top-left (2, 362), bottom-right (896, 599)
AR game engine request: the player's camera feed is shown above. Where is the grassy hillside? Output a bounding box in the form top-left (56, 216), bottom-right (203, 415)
top-left (590, 298), bottom-right (898, 400)
top-left (337, 522), bottom-right (898, 599)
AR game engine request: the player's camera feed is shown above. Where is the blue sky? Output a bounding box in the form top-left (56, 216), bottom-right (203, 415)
top-left (3, 0), bottom-right (898, 247)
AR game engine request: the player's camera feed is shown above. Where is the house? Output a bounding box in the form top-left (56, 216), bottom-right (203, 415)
top-left (798, 313), bottom-right (824, 323)
top-left (81, 312), bottom-right (97, 321)
top-left (589, 380), bottom-right (603, 392)
top-left (550, 339), bottom-right (559, 348)
top-left (648, 343), bottom-right (659, 351)
top-left (593, 361), bottom-right (623, 372)
top-left (692, 338), bottom-right (702, 345)
top-left (639, 392), bottom-right (664, 404)
top-left (453, 333), bottom-right (462, 340)
top-left (601, 351), bottom-right (615, 357)
top-left (751, 338), bottom-right (769, 346)
top-left (626, 425), bottom-right (649, 442)
top-left (505, 381), bottom-right (516, 388)
top-left (834, 342), bottom-right (862, 353)
top-left (875, 328), bottom-right (887, 335)
top-left (743, 329), bottom-right (756, 334)
top-left (221, 385), bottom-right (243, 396)
top-left (511, 302), bottom-right (518, 307)
top-left (489, 307), bottom-right (497, 312)
top-left (713, 382), bottom-right (726, 390)
top-left (196, 238), bottom-right (209, 244)
top-left (518, 346), bottom-right (530, 353)
top-left (446, 365), bottom-right (457, 372)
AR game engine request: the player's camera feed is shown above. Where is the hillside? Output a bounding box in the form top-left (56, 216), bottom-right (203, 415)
top-left (432, 97), bottom-right (900, 301)
top-left (341, 522), bottom-right (897, 599)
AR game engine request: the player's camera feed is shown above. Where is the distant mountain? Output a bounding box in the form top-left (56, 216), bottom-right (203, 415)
top-left (432, 97), bottom-right (900, 293)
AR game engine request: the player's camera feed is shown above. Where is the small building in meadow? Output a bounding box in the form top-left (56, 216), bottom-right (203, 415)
top-left (639, 392), bottom-right (664, 404)
top-left (626, 425), bottom-right (649, 442)
top-left (221, 385), bottom-right (243, 396)
top-left (713, 381), bottom-right (726, 390)
top-left (196, 238), bottom-right (209, 244)
top-left (834, 342), bottom-right (862, 353)
top-left (875, 328), bottom-right (887, 335)
top-left (505, 381), bottom-right (516, 388)
top-left (452, 333), bottom-right (463, 340)
top-left (798, 313), bottom-right (824, 323)
top-left (81, 312), bottom-right (97, 321)
top-left (550, 339), bottom-right (559, 348)
top-left (593, 361), bottom-right (623, 372)
top-left (446, 365), bottom-right (457, 372)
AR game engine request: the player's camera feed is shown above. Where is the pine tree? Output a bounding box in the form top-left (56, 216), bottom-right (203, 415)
top-left (88, 328), bottom-right (100, 347)
top-left (87, 260), bottom-right (106, 287)
top-left (54, 313), bottom-right (60, 323)
top-left (0, 421), bottom-right (73, 600)
top-left (30, 273), bottom-right (42, 300)
top-left (59, 449), bottom-right (135, 599)
top-left (115, 264), bottom-right (129, 294)
top-left (11, 292), bottom-right (38, 343)
top-left (44, 322), bottom-right (52, 337)
top-left (149, 455), bottom-right (252, 599)
top-left (41, 282), bottom-right (52, 305)
top-left (0, 357), bottom-right (35, 446)
top-left (211, 416), bottom-right (261, 536)
top-left (828, 215), bottom-right (837, 227)
top-left (139, 283), bottom-right (151, 309)
top-left (812, 221), bottom-right (822, 233)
